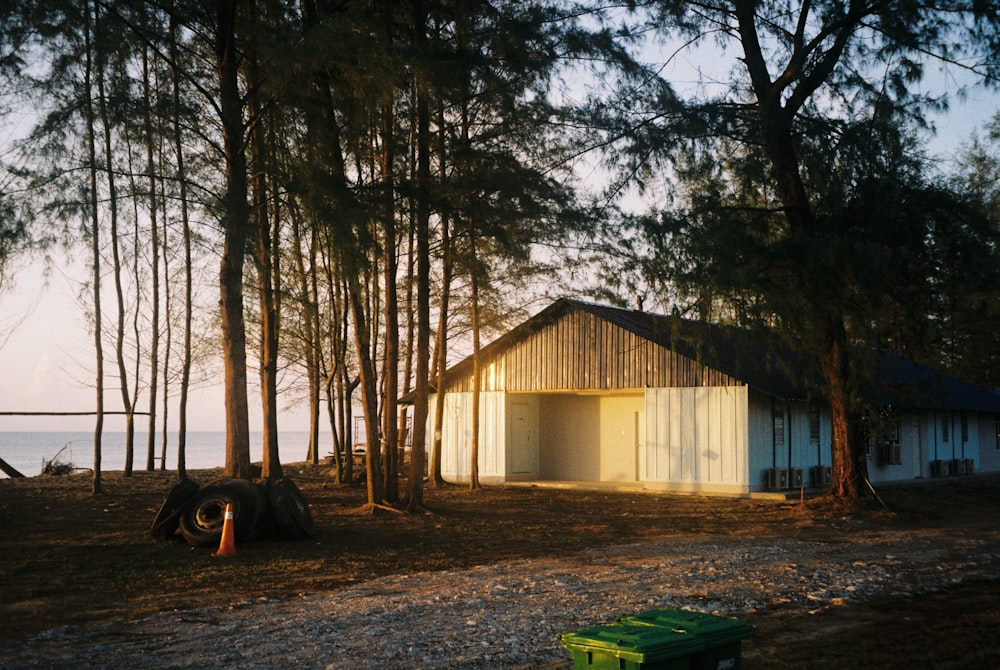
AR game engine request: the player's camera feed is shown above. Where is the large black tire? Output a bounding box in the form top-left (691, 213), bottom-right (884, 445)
top-left (267, 478), bottom-right (314, 540)
top-left (178, 478), bottom-right (268, 547)
top-left (149, 478), bottom-right (200, 540)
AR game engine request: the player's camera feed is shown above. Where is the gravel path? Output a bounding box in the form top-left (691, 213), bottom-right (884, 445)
top-left (5, 527), bottom-right (998, 669)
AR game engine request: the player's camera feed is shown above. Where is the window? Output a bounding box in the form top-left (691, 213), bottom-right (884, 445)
top-left (885, 418), bottom-right (900, 445)
top-left (809, 405), bottom-right (820, 447)
top-left (773, 405), bottom-right (785, 447)
top-left (883, 418), bottom-right (902, 464)
top-left (942, 415), bottom-right (949, 443)
top-left (961, 413), bottom-right (968, 443)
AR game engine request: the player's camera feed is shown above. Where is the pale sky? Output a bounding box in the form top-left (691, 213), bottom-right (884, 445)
top-left (0, 251), bottom-right (311, 433)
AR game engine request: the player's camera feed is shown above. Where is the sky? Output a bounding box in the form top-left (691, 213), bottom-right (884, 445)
top-left (1, 34), bottom-right (998, 434)
top-left (0, 251), bottom-right (312, 433)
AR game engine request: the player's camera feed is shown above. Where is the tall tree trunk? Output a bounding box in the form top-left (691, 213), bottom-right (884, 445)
top-left (217, 0), bottom-right (253, 479)
top-left (299, 0), bottom-right (375, 495)
top-left (170, 6), bottom-right (191, 482)
top-left (407, 0), bottom-right (430, 509)
top-left (94, 12), bottom-right (135, 477)
top-left (429, 100), bottom-right (450, 488)
top-left (398, 198), bottom-right (415, 477)
top-left (248, 1), bottom-right (281, 481)
top-left (429, 211), bottom-right (450, 488)
top-left (349, 276), bottom-right (384, 504)
top-left (469, 233), bottom-right (481, 491)
top-left (735, 1), bottom-right (867, 501)
top-left (823, 320), bottom-right (867, 499)
top-left (142, 41), bottom-right (160, 473)
top-left (379, 3), bottom-right (399, 502)
top-left (84, 0), bottom-right (104, 496)
top-left (292, 204), bottom-right (321, 465)
top-left (160, 192), bottom-right (171, 472)
top-left (336, 278), bottom-right (354, 485)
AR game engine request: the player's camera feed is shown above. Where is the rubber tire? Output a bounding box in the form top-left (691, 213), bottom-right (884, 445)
top-left (149, 479), bottom-right (200, 540)
top-left (178, 478), bottom-right (267, 547)
top-left (267, 478), bottom-right (314, 540)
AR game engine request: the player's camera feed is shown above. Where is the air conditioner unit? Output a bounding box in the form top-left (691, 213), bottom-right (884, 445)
top-left (811, 465), bottom-right (832, 487)
top-left (788, 467), bottom-right (804, 488)
top-left (964, 458), bottom-right (975, 474)
top-left (952, 458), bottom-right (966, 475)
top-left (767, 467), bottom-right (789, 490)
top-left (931, 459), bottom-right (950, 477)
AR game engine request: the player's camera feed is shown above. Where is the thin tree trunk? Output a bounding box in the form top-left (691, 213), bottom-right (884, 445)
top-left (142, 41), bottom-right (160, 473)
top-left (337, 279), bottom-right (354, 485)
top-left (398, 202), bottom-right (415, 473)
top-left (84, 0), bottom-right (104, 496)
top-left (292, 204), bottom-right (321, 465)
top-left (349, 275), bottom-right (384, 504)
top-left (94, 12), bottom-right (135, 477)
top-left (169, 6), bottom-right (191, 482)
top-left (429, 100), bottom-right (451, 488)
top-left (379, 3), bottom-right (399, 501)
top-left (469, 233), bottom-right (481, 491)
top-left (160, 193), bottom-right (171, 472)
top-left (407, 0), bottom-right (431, 509)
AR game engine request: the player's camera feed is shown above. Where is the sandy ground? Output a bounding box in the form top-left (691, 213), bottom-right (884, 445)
top-left (2, 467), bottom-right (999, 668)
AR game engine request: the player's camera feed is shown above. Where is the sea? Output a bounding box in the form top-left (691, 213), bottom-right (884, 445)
top-left (0, 431), bottom-right (316, 478)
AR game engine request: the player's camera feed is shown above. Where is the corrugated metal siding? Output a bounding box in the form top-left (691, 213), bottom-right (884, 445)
top-left (645, 386), bottom-right (748, 486)
top-left (447, 311), bottom-right (741, 393)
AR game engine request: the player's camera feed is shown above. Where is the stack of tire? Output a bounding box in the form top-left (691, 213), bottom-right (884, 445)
top-left (150, 477), bottom-right (314, 546)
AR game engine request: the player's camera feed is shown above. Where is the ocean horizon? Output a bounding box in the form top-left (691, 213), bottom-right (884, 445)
top-left (0, 430), bottom-right (321, 478)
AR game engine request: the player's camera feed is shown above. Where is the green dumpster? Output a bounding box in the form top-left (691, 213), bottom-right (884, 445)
top-left (559, 622), bottom-right (704, 670)
top-left (619, 609), bottom-right (755, 670)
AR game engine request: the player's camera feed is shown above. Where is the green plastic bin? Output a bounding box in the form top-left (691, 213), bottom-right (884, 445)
top-left (559, 622), bottom-right (704, 670)
top-left (619, 609), bottom-right (755, 670)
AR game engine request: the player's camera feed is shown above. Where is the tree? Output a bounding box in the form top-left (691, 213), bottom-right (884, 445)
top-left (945, 119), bottom-right (1000, 388)
top-left (82, 0), bottom-right (105, 496)
top-left (594, 0), bottom-right (1000, 502)
top-left (0, 2), bottom-right (36, 290)
top-left (215, 0), bottom-right (253, 479)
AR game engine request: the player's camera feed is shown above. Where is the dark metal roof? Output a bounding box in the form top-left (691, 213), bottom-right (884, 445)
top-left (423, 298), bottom-right (1000, 413)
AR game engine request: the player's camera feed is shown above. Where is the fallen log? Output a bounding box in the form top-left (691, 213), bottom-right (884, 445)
top-left (0, 455), bottom-right (25, 478)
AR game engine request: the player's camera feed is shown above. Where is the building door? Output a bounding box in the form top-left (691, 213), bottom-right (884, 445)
top-left (508, 396), bottom-right (539, 475)
top-left (599, 395), bottom-right (644, 482)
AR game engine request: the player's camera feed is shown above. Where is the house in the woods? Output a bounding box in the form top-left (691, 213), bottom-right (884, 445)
top-left (425, 299), bottom-right (1000, 495)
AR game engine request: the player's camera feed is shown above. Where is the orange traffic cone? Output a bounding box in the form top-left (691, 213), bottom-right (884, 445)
top-left (211, 503), bottom-right (238, 557)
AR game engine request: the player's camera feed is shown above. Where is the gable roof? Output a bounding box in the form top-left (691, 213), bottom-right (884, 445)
top-left (429, 298), bottom-right (1000, 413)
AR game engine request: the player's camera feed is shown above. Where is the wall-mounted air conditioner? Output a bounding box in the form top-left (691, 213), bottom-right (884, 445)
top-left (964, 458), bottom-right (975, 474)
top-left (951, 459), bottom-right (967, 475)
top-left (788, 467), bottom-right (804, 488)
top-left (931, 459), bottom-right (950, 477)
top-left (767, 467), bottom-right (789, 490)
top-left (811, 465), bottom-right (832, 487)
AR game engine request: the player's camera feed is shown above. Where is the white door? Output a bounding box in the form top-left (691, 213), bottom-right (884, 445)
top-left (508, 397), bottom-right (539, 474)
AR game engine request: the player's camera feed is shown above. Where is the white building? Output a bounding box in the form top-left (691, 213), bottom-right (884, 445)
top-left (425, 299), bottom-right (1000, 495)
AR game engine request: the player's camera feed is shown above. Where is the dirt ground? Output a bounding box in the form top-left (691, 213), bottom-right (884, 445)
top-left (2, 465), bottom-right (1000, 668)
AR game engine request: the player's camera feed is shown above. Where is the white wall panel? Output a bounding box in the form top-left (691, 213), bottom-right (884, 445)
top-left (645, 386), bottom-right (748, 488)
